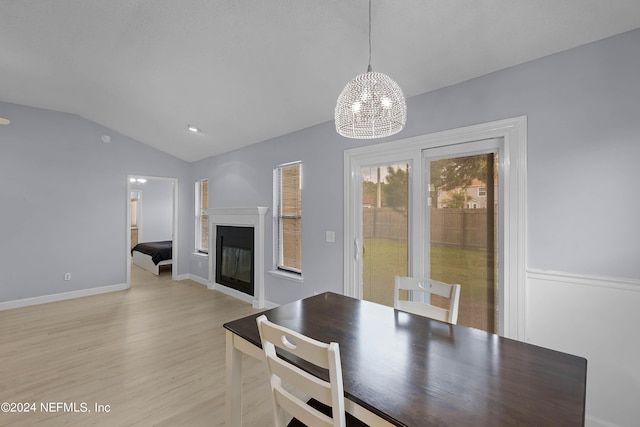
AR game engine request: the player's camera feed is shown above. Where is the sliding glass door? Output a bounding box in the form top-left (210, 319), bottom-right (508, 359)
top-left (425, 151), bottom-right (499, 332)
top-left (361, 162), bottom-right (410, 306)
top-left (345, 117), bottom-right (527, 338)
top-left (355, 146), bottom-right (501, 333)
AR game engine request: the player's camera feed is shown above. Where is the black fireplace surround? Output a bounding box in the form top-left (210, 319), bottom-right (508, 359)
top-left (216, 225), bottom-right (254, 296)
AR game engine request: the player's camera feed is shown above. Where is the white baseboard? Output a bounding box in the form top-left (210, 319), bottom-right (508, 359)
top-left (185, 274), bottom-right (208, 286)
top-left (0, 276), bottom-right (278, 312)
top-left (262, 300), bottom-right (279, 309)
top-left (209, 282), bottom-right (254, 305)
top-left (586, 414), bottom-right (621, 427)
top-left (207, 281), bottom-right (278, 309)
top-left (174, 272), bottom-right (208, 285)
top-left (174, 273), bottom-right (190, 281)
top-left (0, 283), bottom-right (129, 311)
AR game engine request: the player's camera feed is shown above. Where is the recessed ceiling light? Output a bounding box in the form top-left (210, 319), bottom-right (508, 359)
top-left (0, 117), bottom-right (10, 125)
top-left (187, 125), bottom-right (199, 133)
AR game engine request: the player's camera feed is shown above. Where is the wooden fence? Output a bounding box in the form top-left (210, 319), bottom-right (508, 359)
top-left (363, 207), bottom-right (496, 249)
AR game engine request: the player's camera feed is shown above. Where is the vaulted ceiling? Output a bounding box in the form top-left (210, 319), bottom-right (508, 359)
top-left (2, 0), bottom-right (640, 162)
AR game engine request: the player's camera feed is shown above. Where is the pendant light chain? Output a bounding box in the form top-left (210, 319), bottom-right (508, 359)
top-left (368, 0), bottom-right (372, 72)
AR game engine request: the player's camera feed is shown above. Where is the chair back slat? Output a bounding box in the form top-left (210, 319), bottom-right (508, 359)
top-left (396, 277), bottom-right (453, 298)
top-left (275, 387), bottom-right (333, 427)
top-left (395, 300), bottom-right (449, 323)
top-left (257, 315), bottom-right (347, 427)
top-left (394, 276), bottom-right (462, 325)
top-left (259, 320), bottom-right (332, 368)
top-left (267, 355), bottom-right (333, 406)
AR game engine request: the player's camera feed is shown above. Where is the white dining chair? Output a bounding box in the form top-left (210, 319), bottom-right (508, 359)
top-left (256, 315), bottom-right (366, 427)
top-left (394, 276), bottom-right (462, 325)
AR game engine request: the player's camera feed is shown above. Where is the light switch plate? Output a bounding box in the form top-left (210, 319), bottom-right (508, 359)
top-left (325, 231), bottom-right (335, 243)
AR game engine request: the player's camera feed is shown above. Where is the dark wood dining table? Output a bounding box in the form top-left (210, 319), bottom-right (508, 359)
top-left (223, 292), bottom-right (587, 426)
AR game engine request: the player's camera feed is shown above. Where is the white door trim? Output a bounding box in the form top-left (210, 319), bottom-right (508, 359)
top-left (344, 116), bottom-right (527, 339)
top-left (126, 176), bottom-right (179, 287)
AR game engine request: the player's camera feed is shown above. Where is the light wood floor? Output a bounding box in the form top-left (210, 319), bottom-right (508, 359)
top-left (0, 265), bottom-right (275, 426)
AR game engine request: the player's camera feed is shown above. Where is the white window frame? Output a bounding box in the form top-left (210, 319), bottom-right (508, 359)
top-left (271, 161), bottom-right (303, 282)
top-left (195, 178), bottom-right (208, 254)
top-left (344, 116), bottom-right (527, 340)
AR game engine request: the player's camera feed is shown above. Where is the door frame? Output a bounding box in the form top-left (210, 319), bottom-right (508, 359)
top-left (126, 175), bottom-right (179, 287)
top-left (344, 116), bottom-right (527, 339)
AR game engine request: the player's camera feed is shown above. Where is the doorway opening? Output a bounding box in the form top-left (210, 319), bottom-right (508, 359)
top-left (126, 176), bottom-right (179, 287)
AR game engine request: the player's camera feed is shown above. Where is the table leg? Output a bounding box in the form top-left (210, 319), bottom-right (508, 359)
top-left (226, 330), bottom-right (243, 426)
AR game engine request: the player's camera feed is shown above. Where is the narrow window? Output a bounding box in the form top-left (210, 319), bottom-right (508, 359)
top-left (274, 162), bottom-right (302, 274)
top-left (195, 179), bottom-right (209, 253)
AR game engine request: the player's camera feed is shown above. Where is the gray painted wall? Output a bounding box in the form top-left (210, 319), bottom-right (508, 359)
top-left (192, 28), bottom-right (640, 304)
top-left (190, 30), bottom-right (640, 426)
top-left (5, 29), bottom-right (636, 303)
top-left (0, 102), bottom-right (191, 302)
top-left (2, 27), bottom-right (639, 426)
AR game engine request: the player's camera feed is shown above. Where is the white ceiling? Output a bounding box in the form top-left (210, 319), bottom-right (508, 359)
top-left (2, 1), bottom-right (640, 162)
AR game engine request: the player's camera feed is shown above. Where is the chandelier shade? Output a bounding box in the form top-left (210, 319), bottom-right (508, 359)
top-left (335, 67), bottom-right (406, 139)
top-left (334, 0), bottom-right (406, 139)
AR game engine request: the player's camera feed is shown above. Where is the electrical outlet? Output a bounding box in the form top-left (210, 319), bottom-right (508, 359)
top-left (64, 273), bottom-right (71, 281)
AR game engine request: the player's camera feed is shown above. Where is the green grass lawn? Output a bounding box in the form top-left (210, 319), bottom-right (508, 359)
top-left (363, 238), bottom-right (496, 331)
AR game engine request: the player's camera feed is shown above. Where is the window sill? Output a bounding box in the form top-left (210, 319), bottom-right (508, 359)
top-left (268, 270), bottom-right (303, 284)
top-left (192, 251), bottom-right (209, 258)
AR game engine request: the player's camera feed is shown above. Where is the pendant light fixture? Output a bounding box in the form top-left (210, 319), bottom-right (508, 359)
top-left (335, 0), bottom-right (406, 139)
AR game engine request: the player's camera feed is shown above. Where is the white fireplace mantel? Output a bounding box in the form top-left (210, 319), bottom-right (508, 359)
top-left (205, 207), bottom-right (269, 309)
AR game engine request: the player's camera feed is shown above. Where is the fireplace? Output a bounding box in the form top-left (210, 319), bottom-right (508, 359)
top-left (216, 226), bottom-right (254, 296)
top-left (206, 207), bottom-right (268, 309)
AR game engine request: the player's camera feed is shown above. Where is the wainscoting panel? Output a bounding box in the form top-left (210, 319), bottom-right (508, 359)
top-left (526, 269), bottom-right (640, 427)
